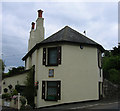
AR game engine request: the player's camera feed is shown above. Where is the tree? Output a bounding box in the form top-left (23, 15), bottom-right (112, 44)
top-left (111, 46), bottom-right (120, 56)
top-left (108, 69), bottom-right (120, 84)
top-left (0, 59), bottom-right (5, 73)
top-left (8, 66), bottom-right (25, 75)
top-left (2, 66), bottom-right (25, 78)
top-left (103, 45), bottom-right (120, 85)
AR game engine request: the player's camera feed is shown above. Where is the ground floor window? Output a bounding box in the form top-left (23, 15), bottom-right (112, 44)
top-left (15, 85), bottom-right (26, 96)
top-left (42, 81), bottom-right (61, 101)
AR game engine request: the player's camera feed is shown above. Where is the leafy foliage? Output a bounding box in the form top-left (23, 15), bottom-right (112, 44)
top-left (2, 93), bottom-right (11, 100)
top-left (8, 66), bottom-right (25, 75)
top-left (11, 89), bottom-right (18, 96)
top-left (0, 59), bottom-right (5, 73)
top-left (20, 96), bottom-right (27, 109)
top-left (2, 66), bottom-right (25, 78)
top-left (103, 45), bottom-right (120, 85)
top-left (108, 69), bottom-right (120, 84)
top-left (2, 89), bottom-right (18, 101)
top-left (23, 66), bottom-right (35, 108)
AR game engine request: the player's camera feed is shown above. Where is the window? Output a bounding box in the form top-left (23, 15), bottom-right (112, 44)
top-left (43, 46), bottom-right (61, 66)
top-left (15, 85), bottom-right (26, 96)
top-left (47, 81), bottom-right (57, 100)
top-left (42, 81), bottom-right (61, 101)
top-left (48, 47), bottom-right (58, 65)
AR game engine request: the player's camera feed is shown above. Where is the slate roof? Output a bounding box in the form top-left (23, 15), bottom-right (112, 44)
top-left (41, 26), bottom-right (99, 45)
top-left (22, 26), bottom-right (104, 60)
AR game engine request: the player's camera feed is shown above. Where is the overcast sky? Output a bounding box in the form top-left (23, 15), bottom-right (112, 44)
top-left (1, 2), bottom-right (118, 72)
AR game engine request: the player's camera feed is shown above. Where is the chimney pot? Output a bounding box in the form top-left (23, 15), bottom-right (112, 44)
top-left (31, 22), bottom-right (35, 29)
top-left (38, 10), bottom-right (43, 18)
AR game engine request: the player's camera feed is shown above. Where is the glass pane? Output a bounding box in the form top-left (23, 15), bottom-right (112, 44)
top-left (49, 48), bottom-right (57, 64)
top-left (48, 81), bottom-right (57, 87)
top-left (47, 87), bottom-right (57, 96)
top-left (47, 81), bottom-right (58, 100)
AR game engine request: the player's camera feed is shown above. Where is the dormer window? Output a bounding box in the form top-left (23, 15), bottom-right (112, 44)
top-left (43, 46), bottom-right (61, 66)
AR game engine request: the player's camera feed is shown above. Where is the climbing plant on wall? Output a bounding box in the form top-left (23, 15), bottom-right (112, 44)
top-left (23, 66), bottom-right (35, 108)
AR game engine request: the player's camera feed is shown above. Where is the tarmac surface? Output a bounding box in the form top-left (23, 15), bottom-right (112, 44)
top-left (1, 98), bottom-right (120, 111)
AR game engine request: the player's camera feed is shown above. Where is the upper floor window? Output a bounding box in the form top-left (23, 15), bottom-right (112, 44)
top-left (48, 47), bottom-right (58, 65)
top-left (43, 46), bottom-right (61, 66)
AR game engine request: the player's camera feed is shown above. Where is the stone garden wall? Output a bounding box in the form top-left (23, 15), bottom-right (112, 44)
top-left (103, 79), bottom-right (120, 100)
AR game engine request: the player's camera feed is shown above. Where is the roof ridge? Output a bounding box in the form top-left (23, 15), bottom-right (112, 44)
top-left (63, 26), bottom-right (68, 40)
top-left (41, 26), bottom-right (67, 43)
top-left (66, 26), bottom-right (99, 45)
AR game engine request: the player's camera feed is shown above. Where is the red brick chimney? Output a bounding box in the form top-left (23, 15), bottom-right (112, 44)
top-left (38, 10), bottom-right (43, 18)
top-left (31, 22), bottom-right (35, 29)
top-left (28, 9), bottom-right (44, 51)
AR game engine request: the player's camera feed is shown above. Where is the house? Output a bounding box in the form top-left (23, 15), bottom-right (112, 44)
top-left (2, 70), bottom-right (29, 95)
top-left (22, 10), bottom-right (104, 108)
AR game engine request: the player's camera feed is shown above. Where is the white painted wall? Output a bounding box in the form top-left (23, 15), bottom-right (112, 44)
top-left (28, 18), bottom-right (44, 51)
top-left (2, 73), bottom-right (28, 94)
top-left (29, 44), bottom-right (103, 108)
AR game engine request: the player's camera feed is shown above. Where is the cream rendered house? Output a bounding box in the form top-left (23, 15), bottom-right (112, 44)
top-left (22, 10), bottom-right (104, 108)
top-left (2, 70), bottom-right (29, 95)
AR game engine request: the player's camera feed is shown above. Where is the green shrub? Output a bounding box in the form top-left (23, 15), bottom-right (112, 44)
top-left (108, 69), bottom-right (120, 84)
top-left (20, 96), bottom-right (26, 106)
top-left (2, 93), bottom-right (12, 100)
top-left (20, 96), bottom-right (27, 110)
top-left (11, 89), bottom-right (18, 96)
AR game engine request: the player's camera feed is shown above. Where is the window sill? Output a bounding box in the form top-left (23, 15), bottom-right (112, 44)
top-left (45, 64), bottom-right (58, 67)
top-left (44, 99), bottom-right (58, 101)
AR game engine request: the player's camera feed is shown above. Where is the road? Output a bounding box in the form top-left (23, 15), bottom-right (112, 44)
top-left (42, 100), bottom-right (120, 110)
top-left (88, 102), bottom-right (119, 109)
top-left (1, 100), bottom-right (120, 111)
top-left (71, 101), bottom-right (119, 109)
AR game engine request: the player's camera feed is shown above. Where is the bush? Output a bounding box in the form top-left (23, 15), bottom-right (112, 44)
top-left (2, 93), bottom-right (12, 101)
top-left (103, 56), bottom-right (120, 79)
top-left (11, 89), bottom-right (18, 96)
top-left (20, 96), bottom-right (26, 106)
top-left (20, 96), bottom-right (27, 109)
top-left (108, 69), bottom-right (120, 84)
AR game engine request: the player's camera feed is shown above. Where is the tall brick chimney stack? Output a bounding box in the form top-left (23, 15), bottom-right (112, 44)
top-left (28, 9), bottom-right (44, 51)
top-left (38, 10), bottom-right (43, 18)
top-left (28, 22), bottom-right (35, 51)
top-left (31, 22), bottom-right (35, 30)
